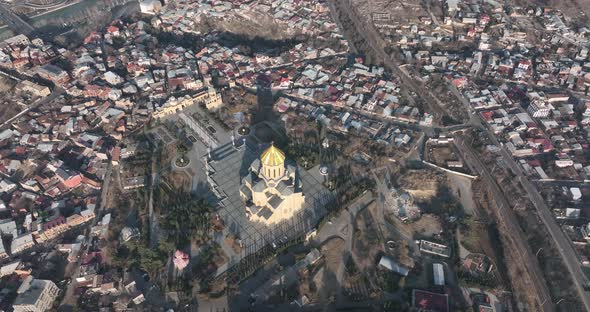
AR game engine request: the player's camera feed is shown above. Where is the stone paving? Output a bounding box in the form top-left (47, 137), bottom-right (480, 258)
top-left (205, 136), bottom-right (333, 269)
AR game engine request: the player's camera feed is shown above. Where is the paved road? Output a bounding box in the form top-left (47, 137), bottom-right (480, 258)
top-left (0, 3), bottom-right (35, 35)
top-left (325, 0), bottom-right (590, 309)
top-left (496, 142), bottom-right (590, 310)
top-left (0, 87), bottom-right (64, 129)
top-left (455, 136), bottom-right (554, 312)
top-left (532, 179), bottom-right (590, 187)
top-left (326, 0), bottom-right (455, 120)
top-left (313, 191), bottom-right (373, 304)
top-left (59, 162), bottom-right (114, 310)
top-left (371, 168), bottom-right (420, 258)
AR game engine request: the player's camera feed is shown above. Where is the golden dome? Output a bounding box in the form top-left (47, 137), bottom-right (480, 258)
top-left (260, 143), bottom-right (285, 167)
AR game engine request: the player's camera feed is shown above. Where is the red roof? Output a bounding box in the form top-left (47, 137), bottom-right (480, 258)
top-left (480, 111), bottom-right (494, 121)
top-left (43, 216), bottom-right (66, 231)
top-left (64, 174), bottom-right (83, 189)
top-left (413, 289), bottom-right (449, 312)
top-left (15, 146), bottom-right (26, 155)
top-left (111, 147), bottom-right (121, 162)
top-left (527, 159), bottom-right (541, 167)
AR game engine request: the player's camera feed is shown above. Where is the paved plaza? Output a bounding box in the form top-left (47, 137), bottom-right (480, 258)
top-left (205, 136), bottom-right (333, 263)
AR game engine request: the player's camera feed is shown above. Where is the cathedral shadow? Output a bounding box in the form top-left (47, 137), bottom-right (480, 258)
top-left (205, 73), bottom-right (337, 308)
top-left (250, 74), bottom-right (288, 144)
top-left (238, 73), bottom-right (289, 183)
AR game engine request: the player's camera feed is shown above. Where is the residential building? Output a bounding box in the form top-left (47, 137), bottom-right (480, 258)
top-left (433, 263), bottom-right (445, 286)
top-left (13, 277), bottom-right (60, 312)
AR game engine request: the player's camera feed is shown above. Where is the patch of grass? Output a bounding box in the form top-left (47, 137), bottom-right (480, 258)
top-left (459, 216), bottom-right (486, 254)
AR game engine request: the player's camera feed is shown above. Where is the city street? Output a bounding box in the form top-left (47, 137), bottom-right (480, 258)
top-left (455, 136), bottom-right (554, 312)
top-left (58, 162), bottom-right (113, 311)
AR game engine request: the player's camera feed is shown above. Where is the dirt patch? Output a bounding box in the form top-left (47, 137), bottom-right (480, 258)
top-left (165, 170), bottom-right (192, 193)
top-left (352, 202), bottom-right (384, 270)
top-left (0, 76), bottom-right (22, 123)
top-left (411, 214), bottom-right (443, 238)
top-left (223, 233), bottom-right (242, 255)
top-left (447, 173), bottom-right (477, 216)
top-left (0, 76), bottom-right (16, 92)
top-left (201, 9), bottom-right (302, 42)
top-left (318, 237), bottom-right (345, 301)
top-left (397, 168), bottom-right (442, 201)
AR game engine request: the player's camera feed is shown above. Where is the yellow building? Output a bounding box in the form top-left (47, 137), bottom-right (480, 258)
top-left (152, 87), bottom-right (222, 119)
top-left (240, 144), bottom-right (305, 225)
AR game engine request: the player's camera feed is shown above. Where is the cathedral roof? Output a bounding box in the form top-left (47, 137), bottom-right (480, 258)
top-left (260, 143), bottom-right (285, 167)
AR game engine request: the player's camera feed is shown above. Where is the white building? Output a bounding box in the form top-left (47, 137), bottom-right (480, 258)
top-left (11, 233), bottom-right (34, 255)
top-left (0, 218), bottom-right (18, 237)
top-left (378, 255), bottom-right (410, 276)
top-left (241, 144), bottom-right (305, 225)
top-left (433, 263), bottom-right (445, 286)
top-left (139, 0), bottom-right (162, 15)
top-left (571, 187), bottom-right (582, 201)
top-left (1, 34), bottom-right (30, 47)
top-left (16, 81), bottom-right (50, 97)
top-left (104, 71), bottom-right (124, 86)
top-left (527, 100), bottom-right (552, 118)
top-left (13, 277), bottom-right (60, 312)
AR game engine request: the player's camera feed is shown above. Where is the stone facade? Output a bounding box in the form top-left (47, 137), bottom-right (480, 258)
top-left (240, 144), bottom-right (305, 225)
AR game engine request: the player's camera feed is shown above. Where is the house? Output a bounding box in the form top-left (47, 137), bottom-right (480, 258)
top-left (0, 218), bottom-right (18, 237)
top-left (0, 179), bottom-right (17, 194)
top-left (16, 81), bottom-right (50, 97)
top-left (420, 240), bottom-right (451, 257)
top-left (57, 243), bottom-right (82, 262)
top-left (0, 260), bottom-right (25, 277)
top-left (1, 34), bottom-right (30, 47)
top-left (35, 64), bottom-right (69, 85)
top-left (11, 233), bottom-right (35, 255)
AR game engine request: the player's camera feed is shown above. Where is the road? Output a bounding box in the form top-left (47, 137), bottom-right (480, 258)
top-left (0, 3), bottom-right (35, 35)
top-left (312, 191), bottom-right (373, 304)
top-left (532, 179), bottom-right (590, 187)
top-left (11, 0), bottom-right (68, 10)
top-left (325, 0), bottom-right (590, 308)
top-left (496, 140), bottom-right (590, 310)
top-left (282, 90), bottom-right (472, 138)
top-left (0, 87), bottom-right (64, 129)
top-left (462, 94), bottom-right (590, 310)
top-left (454, 136), bottom-right (554, 312)
top-left (371, 168), bottom-right (420, 259)
top-left (442, 26), bottom-right (590, 309)
top-left (326, 0), bottom-right (456, 120)
top-left (59, 162), bottom-right (114, 311)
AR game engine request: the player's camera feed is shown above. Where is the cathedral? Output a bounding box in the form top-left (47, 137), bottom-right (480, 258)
top-left (240, 144), bottom-right (305, 225)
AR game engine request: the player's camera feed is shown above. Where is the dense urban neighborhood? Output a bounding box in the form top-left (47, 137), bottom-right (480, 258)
top-left (0, 0), bottom-right (589, 311)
